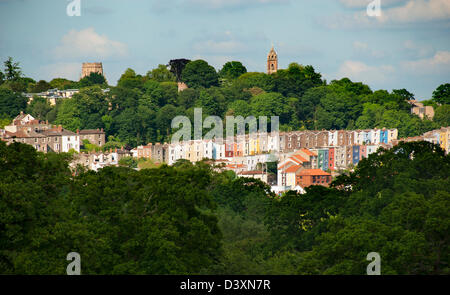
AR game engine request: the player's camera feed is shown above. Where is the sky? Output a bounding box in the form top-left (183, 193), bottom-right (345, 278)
top-left (0, 0), bottom-right (449, 99)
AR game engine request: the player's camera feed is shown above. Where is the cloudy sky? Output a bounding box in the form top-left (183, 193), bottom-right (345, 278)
top-left (0, 0), bottom-right (449, 99)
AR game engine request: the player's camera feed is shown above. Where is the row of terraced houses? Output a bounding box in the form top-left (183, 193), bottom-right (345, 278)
top-left (2, 112), bottom-right (449, 193)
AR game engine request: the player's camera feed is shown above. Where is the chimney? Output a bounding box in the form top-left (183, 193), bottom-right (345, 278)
top-left (58, 125), bottom-right (62, 132)
top-left (76, 129), bottom-right (79, 134)
top-left (109, 148), bottom-right (112, 153)
top-left (115, 148), bottom-right (117, 153)
top-left (101, 128), bottom-right (104, 132)
top-left (121, 146), bottom-right (123, 151)
top-left (20, 111), bottom-right (23, 115)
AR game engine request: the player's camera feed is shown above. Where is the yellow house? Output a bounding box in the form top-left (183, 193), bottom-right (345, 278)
top-left (439, 127), bottom-right (450, 154)
top-left (248, 136), bottom-right (260, 155)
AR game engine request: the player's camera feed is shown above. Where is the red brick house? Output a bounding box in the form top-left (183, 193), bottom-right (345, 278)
top-left (296, 169), bottom-right (332, 188)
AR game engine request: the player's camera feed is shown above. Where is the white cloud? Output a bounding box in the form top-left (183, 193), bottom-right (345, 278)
top-left (325, 0), bottom-right (450, 29)
top-left (379, 0), bottom-right (450, 23)
top-left (54, 28), bottom-right (127, 60)
top-left (339, 0), bottom-right (406, 8)
top-left (402, 50), bottom-right (450, 74)
top-left (337, 60), bottom-right (395, 83)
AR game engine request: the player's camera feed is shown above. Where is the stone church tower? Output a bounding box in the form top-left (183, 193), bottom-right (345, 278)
top-left (267, 46), bottom-right (278, 74)
top-left (81, 62), bottom-right (103, 78)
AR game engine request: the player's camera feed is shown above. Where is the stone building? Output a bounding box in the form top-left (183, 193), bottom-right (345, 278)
top-left (78, 129), bottom-right (106, 146)
top-left (407, 100), bottom-right (434, 120)
top-left (81, 62), bottom-right (103, 78)
top-left (267, 46), bottom-right (278, 74)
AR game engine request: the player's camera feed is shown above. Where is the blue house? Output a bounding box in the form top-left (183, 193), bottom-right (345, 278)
top-left (380, 129), bottom-right (388, 144)
top-left (352, 145), bottom-right (360, 165)
top-left (318, 149), bottom-right (329, 171)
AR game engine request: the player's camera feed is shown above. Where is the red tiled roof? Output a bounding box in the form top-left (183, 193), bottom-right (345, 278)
top-left (292, 154), bottom-right (308, 162)
top-left (239, 170), bottom-right (264, 175)
top-left (301, 148), bottom-right (316, 156)
top-left (297, 169), bottom-right (331, 176)
top-left (284, 165), bottom-right (302, 173)
top-left (226, 164), bottom-right (245, 168)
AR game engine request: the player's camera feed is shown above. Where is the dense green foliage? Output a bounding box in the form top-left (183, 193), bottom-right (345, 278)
top-left (0, 141), bottom-right (448, 274)
top-left (432, 83), bottom-right (450, 105)
top-left (182, 60), bottom-right (219, 89)
top-left (219, 61), bottom-right (247, 80)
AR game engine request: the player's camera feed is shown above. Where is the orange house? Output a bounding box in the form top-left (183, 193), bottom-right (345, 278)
top-left (296, 169), bottom-right (332, 188)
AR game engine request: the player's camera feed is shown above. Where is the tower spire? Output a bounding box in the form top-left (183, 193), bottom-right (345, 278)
top-left (267, 45), bottom-right (278, 74)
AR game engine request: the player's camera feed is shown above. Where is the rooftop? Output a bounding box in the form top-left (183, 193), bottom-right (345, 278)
top-left (298, 169), bottom-right (331, 176)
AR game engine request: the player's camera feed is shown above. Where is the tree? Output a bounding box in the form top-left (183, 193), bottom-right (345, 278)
top-left (197, 87), bottom-right (226, 117)
top-left (168, 59), bottom-right (190, 82)
top-left (118, 156), bottom-right (138, 168)
top-left (330, 78), bottom-right (372, 96)
top-left (0, 88), bottom-right (28, 118)
top-left (177, 88), bottom-right (198, 109)
top-left (55, 99), bottom-right (82, 131)
top-left (147, 64), bottom-right (176, 82)
top-left (434, 105), bottom-right (450, 127)
top-left (432, 83), bottom-right (450, 105)
top-left (117, 68), bottom-right (144, 90)
top-left (182, 60), bottom-right (219, 88)
top-left (227, 100), bottom-right (251, 118)
top-left (219, 61), bottom-right (247, 80)
top-left (79, 72), bottom-right (107, 88)
top-left (0, 142), bottom-right (223, 274)
top-left (250, 92), bottom-right (292, 124)
top-left (0, 114), bottom-right (10, 128)
top-left (26, 96), bottom-right (52, 120)
top-left (273, 63), bottom-right (323, 98)
top-left (49, 78), bottom-right (77, 90)
top-left (3, 57), bottom-right (22, 81)
top-left (29, 80), bottom-right (51, 93)
top-left (393, 88), bottom-right (415, 100)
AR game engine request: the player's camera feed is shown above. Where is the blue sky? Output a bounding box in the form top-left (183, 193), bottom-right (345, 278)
top-left (0, 0), bottom-right (449, 99)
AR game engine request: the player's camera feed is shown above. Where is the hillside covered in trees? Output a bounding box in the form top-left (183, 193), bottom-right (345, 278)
top-left (0, 140), bottom-right (448, 274)
top-left (1, 57), bottom-right (449, 148)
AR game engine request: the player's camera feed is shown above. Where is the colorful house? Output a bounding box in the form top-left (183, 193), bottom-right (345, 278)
top-left (352, 145), bottom-right (360, 165)
top-left (296, 169), bottom-right (332, 188)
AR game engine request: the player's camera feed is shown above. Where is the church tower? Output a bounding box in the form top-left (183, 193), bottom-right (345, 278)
top-left (267, 45), bottom-right (278, 74)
